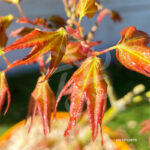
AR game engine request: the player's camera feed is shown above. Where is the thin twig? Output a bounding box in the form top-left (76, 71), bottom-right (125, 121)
top-left (16, 3), bottom-right (26, 18)
top-left (93, 46), bottom-right (116, 56)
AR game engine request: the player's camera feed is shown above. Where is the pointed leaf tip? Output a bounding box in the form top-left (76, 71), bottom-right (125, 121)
top-left (56, 56), bottom-right (107, 141)
top-left (0, 71), bottom-right (11, 115)
top-left (27, 75), bottom-right (56, 134)
top-left (4, 27), bottom-right (68, 79)
top-left (116, 26), bottom-right (150, 77)
top-left (76, 0), bottom-right (98, 22)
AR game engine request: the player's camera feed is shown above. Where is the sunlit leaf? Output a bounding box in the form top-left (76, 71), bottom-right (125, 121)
top-left (66, 26), bottom-right (83, 40)
top-left (55, 56), bottom-right (107, 142)
top-left (76, 0), bottom-right (98, 22)
top-left (4, 27), bottom-right (68, 80)
top-left (1, 0), bottom-right (20, 5)
top-left (62, 42), bottom-right (90, 64)
top-left (116, 26), bottom-right (150, 77)
top-left (27, 75), bottom-right (55, 135)
top-left (0, 14), bottom-right (14, 48)
top-left (0, 14), bottom-right (14, 29)
top-left (62, 41), bottom-right (101, 64)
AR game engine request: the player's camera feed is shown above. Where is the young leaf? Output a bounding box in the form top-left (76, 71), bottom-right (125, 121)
top-left (66, 26), bottom-right (83, 40)
top-left (62, 41), bottom-right (101, 64)
top-left (0, 71), bottom-right (11, 115)
top-left (55, 56), bottom-right (107, 142)
top-left (1, 0), bottom-right (20, 5)
top-left (10, 27), bottom-right (34, 37)
top-left (49, 15), bottom-right (66, 28)
top-left (0, 14), bottom-right (14, 29)
top-left (116, 26), bottom-right (150, 77)
top-left (4, 27), bottom-right (68, 79)
top-left (76, 0), bottom-right (98, 22)
top-left (0, 14), bottom-right (14, 48)
top-left (27, 75), bottom-right (55, 135)
top-left (61, 42), bottom-right (87, 64)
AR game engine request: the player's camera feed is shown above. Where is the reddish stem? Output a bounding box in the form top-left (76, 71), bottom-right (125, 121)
top-left (16, 3), bottom-right (26, 19)
top-left (93, 46), bottom-right (116, 56)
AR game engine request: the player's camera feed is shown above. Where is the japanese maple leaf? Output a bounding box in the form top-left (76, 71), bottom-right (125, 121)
top-left (27, 75), bottom-right (55, 135)
top-left (116, 26), bottom-right (150, 77)
top-left (62, 41), bottom-right (101, 64)
top-left (0, 14), bottom-right (14, 48)
top-left (76, 0), bottom-right (98, 22)
top-left (55, 56), bottom-right (107, 142)
top-left (66, 26), bottom-right (83, 40)
top-left (4, 27), bottom-right (68, 80)
top-left (1, 0), bottom-right (20, 5)
top-left (0, 14), bottom-right (14, 29)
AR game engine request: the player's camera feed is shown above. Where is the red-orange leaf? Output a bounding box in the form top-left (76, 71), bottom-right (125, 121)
top-left (76, 0), bottom-right (98, 22)
top-left (55, 56), bottom-right (107, 142)
top-left (0, 14), bottom-right (14, 29)
top-left (4, 27), bottom-right (68, 79)
top-left (62, 41), bottom-right (101, 64)
top-left (66, 26), bottom-right (83, 40)
top-left (62, 42), bottom-right (87, 64)
top-left (116, 26), bottom-right (150, 77)
top-left (27, 75), bottom-right (55, 135)
top-left (0, 71), bottom-right (11, 115)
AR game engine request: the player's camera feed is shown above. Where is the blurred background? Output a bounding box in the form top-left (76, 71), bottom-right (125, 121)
top-left (0, 0), bottom-right (150, 149)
